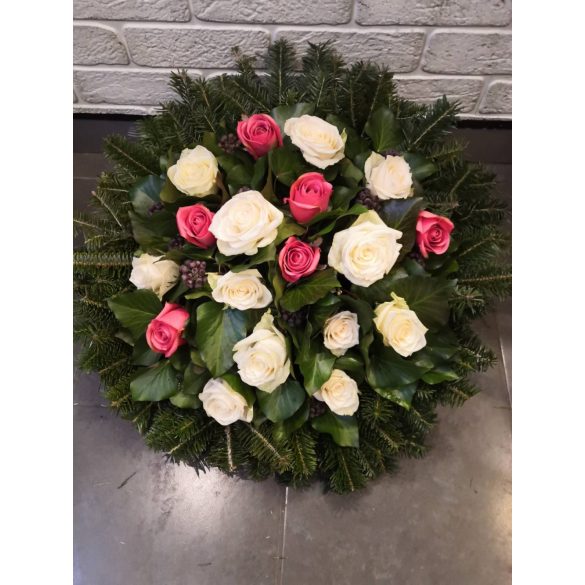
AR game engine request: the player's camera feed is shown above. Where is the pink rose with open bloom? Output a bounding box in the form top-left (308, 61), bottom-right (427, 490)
top-left (416, 211), bottom-right (454, 258)
top-left (278, 237), bottom-right (321, 283)
top-left (176, 204), bottom-right (216, 248)
top-left (237, 114), bottom-right (283, 159)
top-left (285, 172), bottom-right (333, 224)
top-left (146, 303), bottom-right (189, 357)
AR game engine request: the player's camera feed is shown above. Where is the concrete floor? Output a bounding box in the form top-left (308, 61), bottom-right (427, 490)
top-left (73, 123), bottom-right (512, 585)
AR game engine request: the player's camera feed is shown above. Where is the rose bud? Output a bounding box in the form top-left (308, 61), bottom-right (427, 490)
top-left (146, 303), bottom-right (189, 358)
top-left (237, 114), bottom-right (283, 159)
top-left (285, 172), bottom-right (333, 224)
top-left (415, 211), bottom-right (454, 258)
top-left (176, 204), bottom-right (216, 249)
top-left (278, 236), bottom-right (321, 283)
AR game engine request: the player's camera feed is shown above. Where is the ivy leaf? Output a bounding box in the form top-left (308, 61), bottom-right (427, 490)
top-left (366, 339), bottom-right (430, 389)
top-left (195, 302), bottom-right (248, 377)
top-left (403, 152), bottom-right (437, 181)
top-left (364, 107), bottom-right (402, 152)
top-left (326, 115), bottom-right (369, 159)
top-left (373, 383), bottom-right (417, 409)
top-left (308, 204), bottom-right (368, 238)
top-left (129, 175), bottom-right (165, 216)
top-left (272, 400), bottom-right (310, 442)
top-left (339, 158), bottom-right (364, 185)
top-left (251, 156), bottom-right (268, 190)
top-left (379, 197), bottom-right (425, 259)
top-left (331, 185), bottom-right (359, 211)
top-left (334, 353), bottom-right (365, 384)
top-left (257, 380), bottom-right (305, 423)
top-left (269, 146), bottom-right (308, 186)
top-left (272, 102), bottom-right (315, 132)
top-left (159, 177), bottom-right (183, 204)
top-left (232, 243), bottom-right (277, 271)
top-left (280, 269), bottom-right (341, 312)
top-left (275, 218), bottom-right (306, 245)
top-left (422, 366), bottom-right (460, 385)
top-left (182, 364), bottom-right (211, 395)
top-left (309, 294), bottom-right (342, 331)
top-left (130, 360), bottom-right (179, 402)
top-left (128, 210), bottom-right (177, 251)
top-left (311, 412), bottom-right (359, 448)
top-left (220, 373), bottom-right (256, 407)
top-left (131, 335), bottom-right (160, 366)
top-left (390, 276), bottom-right (456, 329)
top-left (107, 290), bottom-right (161, 339)
top-left (296, 330), bottom-right (336, 395)
top-left (170, 392), bottom-right (201, 409)
top-left (339, 295), bottom-right (374, 335)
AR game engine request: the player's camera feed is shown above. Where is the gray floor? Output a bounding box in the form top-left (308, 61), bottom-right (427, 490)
top-left (74, 124), bottom-right (512, 585)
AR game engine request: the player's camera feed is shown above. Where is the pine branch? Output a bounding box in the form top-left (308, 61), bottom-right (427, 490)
top-left (265, 39), bottom-right (297, 105)
top-left (103, 135), bottom-right (160, 178)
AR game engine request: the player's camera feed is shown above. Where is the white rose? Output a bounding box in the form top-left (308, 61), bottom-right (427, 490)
top-left (233, 312), bottom-right (290, 393)
top-left (364, 152), bottom-right (413, 200)
top-left (209, 190), bottom-right (283, 256)
top-left (284, 115), bottom-right (346, 169)
top-left (374, 293), bottom-right (428, 357)
top-left (167, 145), bottom-right (219, 197)
top-left (314, 369), bottom-right (360, 416)
top-left (328, 210), bottom-right (402, 287)
top-left (129, 253), bottom-right (179, 299)
top-left (200, 377), bottom-right (253, 426)
top-left (323, 311), bottom-right (360, 357)
top-left (209, 269), bottom-right (272, 310)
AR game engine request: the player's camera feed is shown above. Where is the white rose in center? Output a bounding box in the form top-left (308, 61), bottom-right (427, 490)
top-left (328, 210), bottom-right (403, 287)
top-left (314, 369), bottom-right (360, 416)
top-left (284, 115), bottom-right (346, 169)
top-left (129, 253), bottom-right (179, 299)
top-left (233, 312), bottom-right (290, 393)
top-left (209, 190), bottom-right (284, 256)
top-left (364, 152), bottom-right (413, 200)
top-left (209, 269), bottom-right (272, 310)
top-left (373, 294), bottom-right (428, 357)
top-left (167, 145), bottom-right (219, 197)
top-left (200, 377), bottom-right (253, 426)
top-left (323, 311), bottom-right (360, 357)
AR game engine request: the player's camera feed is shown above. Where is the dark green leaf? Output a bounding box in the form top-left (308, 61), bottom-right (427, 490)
top-left (339, 158), bottom-right (364, 184)
top-left (331, 185), bottom-right (359, 211)
top-left (159, 177), bottom-right (183, 204)
top-left (221, 373), bottom-right (256, 406)
top-left (296, 331), bottom-right (336, 395)
top-left (378, 196), bottom-right (425, 259)
top-left (195, 302), bottom-right (248, 376)
top-left (272, 400), bottom-right (310, 441)
top-left (251, 156), bottom-right (268, 190)
top-left (183, 364), bottom-right (211, 395)
top-left (130, 361), bottom-right (179, 402)
top-left (373, 383), bottom-right (417, 409)
top-left (272, 102), bottom-right (315, 132)
top-left (107, 289), bottom-right (162, 339)
top-left (309, 204), bottom-right (368, 238)
top-left (275, 217), bottom-right (306, 245)
top-left (422, 366), bottom-right (460, 385)
top-left (257, 379), bottom-right (305, 422)
top-left (339, 295), bottom-right (374, 335)
top-left (170, 392), bottom-right (202, 409)
top-left (326, 115), bottom-right (369, 159)
top-left (390, 276), bottom-right (456, 329)
top-left (132, 335), bottom-right (160, 366)
top-left (334, 353), bottom-right (365, 384)
top-left (201, 132), bottom-right (223, 156)
top-left (366, 340), bottom-right (430, 389)
top-left (309, 294), bottom-right (342, 331)
top-left (311, 412), bottom-right (359, 448)
top-left (129, 175), bottom-right (165, 216)
top-left (280, 269), bottom-right (340, 312)
top-left (364, 107), bottom-right (402, 152)
top-left (128, 209), bottom-right (177, 250)
top-left (403, 152), bottom-right (437, 181)
top-left (269, 145), bottom-right (308, 186)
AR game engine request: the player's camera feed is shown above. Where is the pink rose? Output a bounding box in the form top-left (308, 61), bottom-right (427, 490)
top-left (236, 114), bottom-right (283, 159)
top-left (416, 211), bottom-right (454, 258)
top-left (176, 204), bottom-right (216, 248)
top-left (278, 236), bottom-right (321, 283)
top-left (146, 303), bottom-right (189, 357)
top-left (285, 172), bottom-right (333, 224)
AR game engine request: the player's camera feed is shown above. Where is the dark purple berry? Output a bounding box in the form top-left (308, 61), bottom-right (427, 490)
top-left (180, 259), bottom-right (207, 289)
top-left (218, 133), bottom-right (242, 154)
top-left (356, 188), bottom-right (382, 212)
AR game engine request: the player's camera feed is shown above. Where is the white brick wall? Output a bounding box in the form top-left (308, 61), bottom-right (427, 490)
top-left (73, 0), bottom-right (512, 119)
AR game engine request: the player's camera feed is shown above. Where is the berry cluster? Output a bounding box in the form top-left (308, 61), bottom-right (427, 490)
top-left (180, 259), bottom-right (207, 289)
top-left (356, 188), bottom-right (382, 212)
top-left (280, 308), bottom-right (309, 328)
top-left (218, 133), bottom-right (242, 154)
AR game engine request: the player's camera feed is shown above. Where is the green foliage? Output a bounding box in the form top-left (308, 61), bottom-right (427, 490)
top-left (74, 40), bottom-right (511, 495)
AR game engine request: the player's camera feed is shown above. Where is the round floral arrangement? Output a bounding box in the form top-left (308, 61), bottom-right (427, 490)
top-left (74, 42), bottom-right (510, 493)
